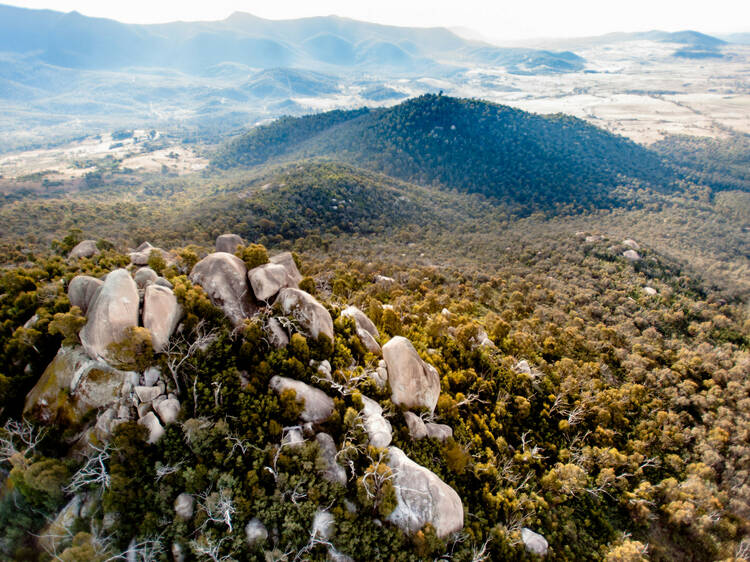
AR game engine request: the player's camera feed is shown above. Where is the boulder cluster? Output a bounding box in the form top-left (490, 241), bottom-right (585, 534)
top-left (31, 233), bottom-right (471, 551)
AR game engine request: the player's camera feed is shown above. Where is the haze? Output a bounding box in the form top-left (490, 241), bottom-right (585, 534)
top-left (5, 0), bottom-right (749, 41)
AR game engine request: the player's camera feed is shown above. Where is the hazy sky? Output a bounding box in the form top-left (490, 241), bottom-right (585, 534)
top-left (5, 0), bottom-right (749, 41)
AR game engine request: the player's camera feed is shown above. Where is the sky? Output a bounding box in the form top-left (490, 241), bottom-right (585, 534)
top-left (4, 0), bottom-right (749, 41)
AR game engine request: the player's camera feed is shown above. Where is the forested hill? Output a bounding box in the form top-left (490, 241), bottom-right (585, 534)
top-left (214, 94), bottom-right (675, 210)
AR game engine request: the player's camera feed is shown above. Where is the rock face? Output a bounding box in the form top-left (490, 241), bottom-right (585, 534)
top-left (67, 275), bottom-right (103, 316)
top-left (623, 249), bottom-right (641, 262)
top-left (277, 288), bottom-right (334, 341)
top-left (24, 346), bottom-right (133, 425)
top-left (69, 240), bottom-right (98, 259)
top-left (522, 528), bottom-right (549, 556)
top-left (216, 233), bottom-right (244, 254)
top-left (269, 252), bottom-right (302, 286)
top-left (360, 395), bottom-right (392, 448)
top-left (248, 262), bottom-right (290, 302)
top-left (189, 252), bottom-right (253, 326)
top-left (142, 285), bottom-right (182, 351)
top-left (382, 336), bottom-right (441, 414)
top-left (315, 433), bottom-right (347, 485)
top-left (269, 375), bottom-right (334, 423)
top-left (385, 446), bottom-right (463, 538)
top-left (80, 269), bottom-right (139, 361)
top-left (342, 306), bottom-right (381, 354)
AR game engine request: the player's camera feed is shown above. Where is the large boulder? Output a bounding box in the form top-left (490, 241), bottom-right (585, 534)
top-left (277, 288), bottom-right (334, 341)
top-left (522, 528), bottom-right (549, 556)
top-left (269, 375), bottom-right (334, 423)
top-left (69, 240), bottom-right (98, 259)
top-left (269, 252), bottom-right (302, 286)
top-left (216, 233), bottom-right (244, 254)
top-left (189, 252), bottom-right (254, 326)
top-left (315, 433), bottom-right (347, 485)
top-left (385, 446), bottom-right (463, 538)
top-left (155, 398), bottom-right (180, 425)
top-left (24, 346), bottom-right (134, 425)
top-left (174, 493), bottom-right (194, 520)
top-left (67, 275), bottom-right (103, 316)
top-left (360, 395), bottom-right (392, 448)
top-left (248, 262), bottom-right (291, 302)
top-left (382, 336), bottom-right (441, 414)
top-left (342, 306), bottom-right (381, 354)
top-left (79, 269), bottom-right (139, 361)
top-left (142, 285), bottom-right (182, 351)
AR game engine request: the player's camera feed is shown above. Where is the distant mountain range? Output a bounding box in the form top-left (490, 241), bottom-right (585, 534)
top-left (215, 94), bottom-right (675, 211)
top-left (0, 4), bottom-right (583, 75)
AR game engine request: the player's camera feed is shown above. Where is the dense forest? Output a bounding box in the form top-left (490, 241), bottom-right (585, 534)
top-left (215, 95), bottom-right (675, 212)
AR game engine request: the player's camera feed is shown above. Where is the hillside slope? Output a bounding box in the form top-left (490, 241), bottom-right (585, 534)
top-left (215, 94), bottom-right (674, 210)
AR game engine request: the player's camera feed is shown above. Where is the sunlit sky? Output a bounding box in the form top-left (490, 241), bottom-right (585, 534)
top-left (4, 0), bottom-right (748, 42)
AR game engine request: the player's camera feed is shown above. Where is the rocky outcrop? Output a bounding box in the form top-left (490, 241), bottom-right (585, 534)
top-left (216, 233), bottom-right (244, 254)
top-left (623, 249), bottom-right (641, 262)
top-left (142, 285), bottom-right (182, 351)
top-left (382, 336), bottom-right (440, 414)
top-left (360, 395), bottom-right (392, 448)
top-left (248, 262), bottom-right (290, 302)
top-left (342, 306), bottom-right (381, 354)
top-left (385, 446), bottom-right (463, 538)
top-left (189, 252), bottom-right (254, 326)
top-left (315, 433), bottom-right (347, 486)
top-left (277, 288), bottom-right (334, 341)
top-left (522, 528), bottom-right (549, 556)
top-left (79, 269), bottom-right (139, 361)
top-left (69, 240), bottom-right (98, 259)
top-left (134, 267), bottom-right (158, 290)
top-left (269, 252), bottom-right (302, 286)
top-left (269, 375), bottom-right (334, 423)
top-left (67, 275), bottom-right (103, 316)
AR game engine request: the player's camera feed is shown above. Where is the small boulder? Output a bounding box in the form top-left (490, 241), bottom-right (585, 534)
top-left (69, 240), bottom-right (98, 259)
top-left (155, 277), bottom-right (173, 289)
top-left (386, 446), bottom-right (463, 538)
top-left (248, 262), bottom-right (290, 302)
top-left (135, 385), bottom-right (162, 403)
top-left (277, 288), bottom-right (334, 342)
top-left (155, 398), bottom-right (180, 425)
top-left (403, 411), bottom-right (428, 440)
top-left (142, 284), bottom-right (182, 351)
top-left (245, 518), bottom-right (268, 546)
top-left (134, 267), bottom-right (158, 290)
top-left (315, 433), bottom-right (347, 486)
top-left (79, 269), bottom-right (139, 361)
top-left (266, 317), bottom-right (289, 348)
top-left (425, 423), bottom-right (453, 441)
top-left (371, 360), bottom-right (388, 388)
top-left (189, 252), bottom-right (254, 326)
top-left (361, 395), bottom-right (392, 448)
top-left (382, 336), bottom-right (441, 414)
top-left (269, 252), bottom-right (302, 286)
top-left (342, 306), bottom-right (381, 354)
top-left (623, 239), bottom-right (640, 250)
top-left (142, 366), bottom-right (161, 386)
top-left (623, 249), bottom-right (641, 262)
top-left (644, 286), bottom-right (657, 296)
top-left (138, 411), bottom-right (164, 443)
top-left (174, 493), bottom-right (194, 520)
top-left (216, 233), bottom-right (244, 254)
top-left (374, 274), bottom-right (395, 286)
top-left (269, 376), bottom-right (334, 423)
top-left (521, 528), bottom-right (549, 556)
top-left (312, 509), bottom-right (335, 541)
top-left (282, 427), bottom-right (305, 448)
top-left (513, 360), bottom-right (532, 375)
top-left (67, 275), bottom-right (104, 316)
